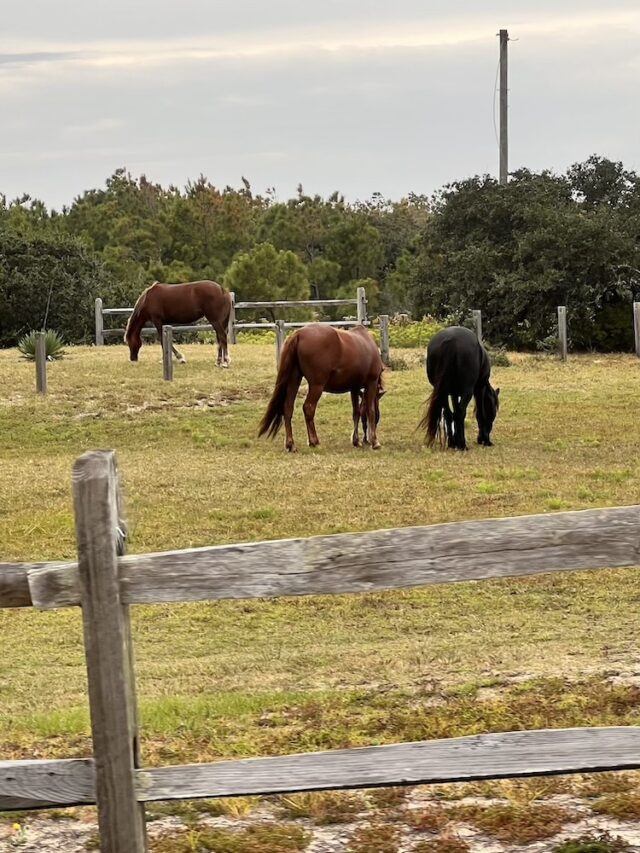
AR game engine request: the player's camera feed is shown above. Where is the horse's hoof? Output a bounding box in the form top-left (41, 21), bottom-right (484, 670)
top-left (179, 358), bottom-right (187, 365)
top-left (352, 439), bottom-right (361, 448)
top-left (372, 441), bottom-right (382, 450)
top-left (286, 445), bottom-right (297, 453)
top-left (221, 362), bottom-right (229, 369)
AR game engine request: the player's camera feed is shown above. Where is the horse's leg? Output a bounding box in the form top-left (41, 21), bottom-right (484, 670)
top-left (152, 319), bottom-right (186, 363)
top-left (443, 398), bottom-right (455, 449)
top-left (453, 391), bottom-right (472, 450)
top-left (351, 390), bottom-right (362, 447)
top-left (283, 370), bottom-right (302, 453)
top-left (365, 382), bottom-right (381, 450)
top-left (210, 319), bottom-right (230, 368)
top-left (303, 384), bottom-right (324, 447)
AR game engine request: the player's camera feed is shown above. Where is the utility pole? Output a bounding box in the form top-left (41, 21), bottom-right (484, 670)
top-left (499, 28), bottom-right (509, 185)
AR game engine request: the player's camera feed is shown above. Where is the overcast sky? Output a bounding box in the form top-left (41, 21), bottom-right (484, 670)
top-left (2, 1), bottom-right (639, 210)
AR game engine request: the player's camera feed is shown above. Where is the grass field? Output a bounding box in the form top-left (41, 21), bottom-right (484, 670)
top-left (2, 343), bottom-right (640, 846)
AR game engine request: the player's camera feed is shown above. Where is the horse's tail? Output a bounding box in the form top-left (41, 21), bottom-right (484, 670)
top-left (258, 333), bottom-right (299, 439)
top-left (124, 283), bottom-right (156, 342)
top-left (417, 375), bottom-right (446, 447)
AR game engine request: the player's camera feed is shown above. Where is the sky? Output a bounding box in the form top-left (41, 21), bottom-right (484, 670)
top-left (2, 1), bottom-right (640, 210)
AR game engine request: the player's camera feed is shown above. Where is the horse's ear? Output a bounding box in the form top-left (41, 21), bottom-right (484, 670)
top-left (495, 387), bottom-right (500, 397)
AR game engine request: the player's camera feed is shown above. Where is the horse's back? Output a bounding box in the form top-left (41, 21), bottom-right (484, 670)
top-left (426, 326), bottom-right (489, 390)
top-left (146, 280), bottom-right (228, 320)
top-left (295, 324), bottom-right (381, 389)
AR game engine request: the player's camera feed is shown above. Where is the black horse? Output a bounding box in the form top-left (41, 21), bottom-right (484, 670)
top-left (419, 326), bottom-right (500, 450)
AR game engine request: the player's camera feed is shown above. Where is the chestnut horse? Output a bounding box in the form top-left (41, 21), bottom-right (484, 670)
top-left (124, 280), bottom-right (232, 366)
top-left (259, 324), bottom-right (384, 452)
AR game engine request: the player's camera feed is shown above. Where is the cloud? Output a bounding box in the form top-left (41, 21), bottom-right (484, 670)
top-left (2, 3), bottom-right (640, 208)
top-left (2, 8), bottom-right (640, 74)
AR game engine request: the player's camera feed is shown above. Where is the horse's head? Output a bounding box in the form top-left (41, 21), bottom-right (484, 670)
top-left (476, 384), bottom-right (500, 446)
top-left (125, 326), bottom-right (142, 361)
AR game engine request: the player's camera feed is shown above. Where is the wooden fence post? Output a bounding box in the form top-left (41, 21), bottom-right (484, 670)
top-left (634, 302), bottom-right (640, 358)
top-left (35, 331), bottom-right (47, 394)
top-left (228, 291), bottom-right (237, 345)
top-left (95, 298), bottom-right (104, 346)
top-left (275, 320), bottom-right (285, 367)
top-left (558, 306), bottom-right (568, 361)
top-left (356, 287), bottom-right (367, 325)
top-left (162, 326), bottom-right (173, 381)
top-left (72, 451), bottom-right (147, 853)
top-left (379, 315), bottom-right (390, 366)
top-left (471, 310), bottom-right (483, 344)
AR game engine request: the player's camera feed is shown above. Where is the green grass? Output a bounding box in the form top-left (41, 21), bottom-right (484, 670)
top-left (1, 344), bottom-right (640, 765)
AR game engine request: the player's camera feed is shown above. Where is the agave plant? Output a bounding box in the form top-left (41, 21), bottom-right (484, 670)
top-left (17, 329), bottom-right (66, 361)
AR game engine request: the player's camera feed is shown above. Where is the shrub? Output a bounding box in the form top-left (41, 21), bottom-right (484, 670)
top-left (17, 329), bottom-right (66, 360)
top-left (0, 229), bottom-right (113, 346)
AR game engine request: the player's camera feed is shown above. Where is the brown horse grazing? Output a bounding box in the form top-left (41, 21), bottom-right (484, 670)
top-left (258, 324), bottom-right (385, 452)
top-left (124, 281), bottom-right (232, 366)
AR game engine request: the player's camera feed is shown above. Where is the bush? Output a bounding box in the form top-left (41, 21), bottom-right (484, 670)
top-left (17, 329), bottom-right (66, 360)
top-left (371, 316), bottom-right (444, 349)
top-left (0, 230), bottom-right (113, 346)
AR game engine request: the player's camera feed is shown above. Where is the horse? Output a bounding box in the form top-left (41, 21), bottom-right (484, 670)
top-left (419, 326), bottom-right (500, 450)
top-left (124, 280), bottom-right (232, 366)
top-left (258, 323), bottom-right (385, 452)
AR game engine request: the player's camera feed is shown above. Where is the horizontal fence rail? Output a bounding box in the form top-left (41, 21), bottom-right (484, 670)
top-left (16, 505), bottom-right (640, 611)
top-left (5, 726), bottom-right (640, 811)
top-left (0, 759), bottom-right (95, 810)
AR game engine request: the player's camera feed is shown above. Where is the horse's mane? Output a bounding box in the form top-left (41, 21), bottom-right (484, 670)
top-left (124, 282), bottom-right (158, 342)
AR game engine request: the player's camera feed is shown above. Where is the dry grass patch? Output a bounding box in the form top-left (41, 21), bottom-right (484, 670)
top-left (367, 786), bottom-right (412, 810)
top-left (275, 791), bottom-right (368, 824)
top-left (151, 822), bottom-right (310, 853)
top-left (591, 791), bottom-right (640, 820)
top-left (346, 821), bottom-right (401, 852)
top-left (413, 836), bottom-right (470, 853)
top-left (450, 802), bottom-right (576, 844)
top-left (552, 833), bottom-right (630, 852)
top-left (404, 804), bottom-right (450, 832)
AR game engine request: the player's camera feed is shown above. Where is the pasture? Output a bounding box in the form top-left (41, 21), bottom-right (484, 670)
top-left (2, 342), bottom-right (640, 849)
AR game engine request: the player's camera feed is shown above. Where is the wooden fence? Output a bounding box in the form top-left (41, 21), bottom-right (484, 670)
top-left (2, 450), bottom-right (640, 852)
top-left (470, 303), bottom-right (640, 359)
top-left (94, 287), bottom-right (368, 350)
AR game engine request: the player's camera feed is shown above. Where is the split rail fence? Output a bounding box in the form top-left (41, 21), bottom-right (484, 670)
top-left (2, 450), bottom-right (640, 851)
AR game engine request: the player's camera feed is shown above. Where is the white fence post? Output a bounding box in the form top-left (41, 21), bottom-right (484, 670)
top-left (379, 315), bottom-right (390, 366)
top-left (162, 326), bottom-right (174, 381)
top-left (471, 310), bottom-right (482, 344)
top-left (95, 298), bottom-right (104, 347)
top-left (275, 320), bottom-right (285, 367)
top-left (356, 287), bottom-right (368, 325)
top-left (558, 306), bottom-right (568, 361)
top-left (35, 331), bottom-right (47, 394)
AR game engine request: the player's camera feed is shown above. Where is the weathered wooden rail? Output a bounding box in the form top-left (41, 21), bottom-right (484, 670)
top-left (2, 450), bottom-right (640, 853)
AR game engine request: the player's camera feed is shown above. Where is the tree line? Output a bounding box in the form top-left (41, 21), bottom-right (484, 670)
top-left (1, 155), bottom-right (639, 349)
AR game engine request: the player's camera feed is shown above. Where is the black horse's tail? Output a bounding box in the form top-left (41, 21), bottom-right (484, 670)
top-left (418, 376), bottom-right (446, 447)
top-left (258, 333), bottom-right (300, 438)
